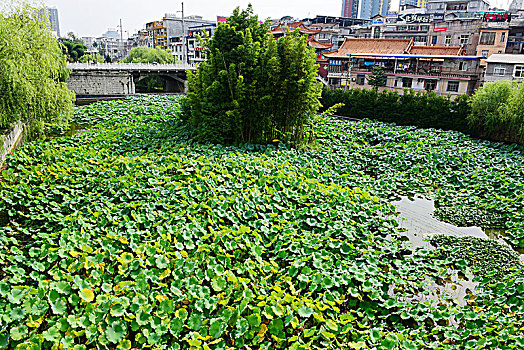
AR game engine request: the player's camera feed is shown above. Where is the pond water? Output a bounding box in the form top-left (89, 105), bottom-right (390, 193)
top-left (392, 197), bottom-right (517, 253)
top-left (389, 196), bottom-right (523, 307)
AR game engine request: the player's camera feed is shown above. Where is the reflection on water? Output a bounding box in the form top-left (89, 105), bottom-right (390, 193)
top-left (390, 196), bottom-right (523, 306)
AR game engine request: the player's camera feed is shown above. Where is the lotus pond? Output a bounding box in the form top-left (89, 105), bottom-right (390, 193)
top-left (1, 95), bottom-right (523, 349)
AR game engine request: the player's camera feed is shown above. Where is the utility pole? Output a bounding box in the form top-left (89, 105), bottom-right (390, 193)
top-left (181, 2), bottom-right (186, 64)
top-left (119, 19), bottom-right (124, 60)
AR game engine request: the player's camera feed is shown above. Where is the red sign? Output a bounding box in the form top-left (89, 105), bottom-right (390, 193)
top-left (217, 16), bottom-right (227, 23)
top-left (433, 27), bottom-right (447, 32)
top-left (484, 12), bottom-right (511, 22)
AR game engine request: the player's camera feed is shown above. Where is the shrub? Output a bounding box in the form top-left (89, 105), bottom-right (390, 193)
top-left (182, 6), bottom-right (321, 144)
top-left (320, 88), bottom-right (472, 135)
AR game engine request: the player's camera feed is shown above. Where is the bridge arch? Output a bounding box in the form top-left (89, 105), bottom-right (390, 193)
top-left (134, 74), bottom-right (186, 94)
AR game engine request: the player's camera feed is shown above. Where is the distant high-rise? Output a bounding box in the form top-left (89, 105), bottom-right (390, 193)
top-left (43, 7), bottom-right (60, 37)
top-left (509, 0), bottom-right (524, 12)
top-left (359, 0), bottom-right (390, 19)
top-left (341, 0), bottom-right (359, 18)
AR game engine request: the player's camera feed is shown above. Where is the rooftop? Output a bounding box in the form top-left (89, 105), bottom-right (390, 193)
top-left (270, 21), bottom-right (321, 35)
top-left (410, 46), bottom-right (464, 55)
top-left (486, 53), bottom-right (524, 64)
top-left (323, 38), bottom-right (413, 58)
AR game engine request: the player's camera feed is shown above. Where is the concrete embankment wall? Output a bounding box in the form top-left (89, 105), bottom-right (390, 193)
top-left (1, 122), bottom-right (26, 166)
top-left (68, 71), bottom-right (135, 96)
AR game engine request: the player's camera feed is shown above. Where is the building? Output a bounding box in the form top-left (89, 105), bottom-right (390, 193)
top-left (342, 0), bottom-right (359, 19)
top-left (102, 29), bottom-right (120, 41)
top-left (506, 19), bottom-right (524, 54)
top-left (400, 0), bottom-right (428, 8)
top-left (270, 21), bottom-right (322, 39)
top-left (476, 25), bottom-right (510, 64)
top-left (425, 0), bottom-right (490, 14)
top-left (484, 54), bottom-right (524, 82)
top-left (145, 14), bottom-right (214, 60)
top-left (39, 7), bottom-right (60, 37)
top-left (360, 0), bottom-right (391, 19)
top-left (428, 18), bottom-right (482, 55)
top-left (509, 0), bottom-right (524, 13)
top-left (183, 23), bottom-right (216, 64)
top-left (323, 38), bottom-right (481, 98)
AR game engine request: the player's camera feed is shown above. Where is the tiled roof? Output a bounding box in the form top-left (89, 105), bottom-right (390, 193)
top-left (270, 21), bottom-right (321, 35)
top-left (410, 46), bottom-right (464, 56)
top-left (323, 38), bottom-right (413, 58)
top-left (307, 37), bottom-right (334, 50)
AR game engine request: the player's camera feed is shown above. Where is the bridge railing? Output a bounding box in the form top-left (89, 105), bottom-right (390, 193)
top-left (67, 63), bottom-right (197, 71)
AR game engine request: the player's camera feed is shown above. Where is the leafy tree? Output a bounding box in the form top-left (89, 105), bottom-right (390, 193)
top-left (0, 0), bottom-right (75, 135)
top-left (123, 47), bottom-right (175, 64)
top-left (78, 52), bottom-right (104, 63)
top-left (183, 5), bottom-right (321, 144)
top-left (468, 80), bottom-right (514, 140)
top-left (59, 37), bottom-right (87, 62)
top-left (367, 66), bottom-right (387, 89)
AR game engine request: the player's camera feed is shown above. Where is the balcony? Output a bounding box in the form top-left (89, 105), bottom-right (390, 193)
top-left (328, 65), bottom-right (481, 80)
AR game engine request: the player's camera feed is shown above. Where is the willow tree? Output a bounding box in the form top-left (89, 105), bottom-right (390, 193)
top-left (183, 5), bottom-right (321, 144)
top-left (0, 1), bottom-right (75, 135)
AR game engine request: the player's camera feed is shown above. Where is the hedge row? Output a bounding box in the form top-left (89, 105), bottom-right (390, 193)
top-left (320, 87), bottom-right (477, 133)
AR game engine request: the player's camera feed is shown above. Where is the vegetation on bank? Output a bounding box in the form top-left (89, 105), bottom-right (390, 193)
top-left (123, 47), bottom-right (175, 64)
top-left (1, 95), bottom-right (523, 349)
top-left (469, 80), bottom-right (524, 143)
top-left (183, 5), bottom-right (321, 145)
top-left (321, 81), bottom-right (524, 144)
top-left (0, 1), bottom-right (75, 135)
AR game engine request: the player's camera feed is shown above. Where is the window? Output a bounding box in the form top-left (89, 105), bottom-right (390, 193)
top-left (459, 61), bottom-right (468, 71)
top-left (481, 50), bottom-right (489, 58)
top-left (425, 79), bottom-right (437, 90)
top-left (402, 78), bottom-right (412, 88)
top-left (432, 36), bottom-right (438, 45)
top-left (514, 65), bottom-right (524, 78)
top-left (408, 25), bottom-right (418, 31)
top-left (447, 81), bottom-right (460, 92)
top-left (397, 25), bottom-right (407, 31)
top-left (445, 35), bottom-right (452, 46)
top-left (459, 34), bottom-right (469, 46)
top-left (420, 25), bottom-right (429, 31)
top-left (494, 64), bottom-right (506, 76)
top-left (356, 74), bottom-right (365, 85)
top-left (501, 32), bottom-right (506, 42)
top-left (480, 32), bottom-right (496, 45)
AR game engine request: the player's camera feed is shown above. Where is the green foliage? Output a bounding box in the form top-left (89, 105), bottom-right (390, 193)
top-left (1, 95), bottom-right (524, 349)
top-left (430, 235), bottom-right (521, 279)
top-left (320, 87), bottom-right (472, 134)
top-left (183, 5), bottom-right (322, 144)
top-left (78, 53), bottom-right (103, 63)
top-left (123, 47), bottom-right (175, 64)
top-left (0, 0), bottom-right (75, 135)
top-left (366, 66), bottom-right (387, 89)
top-left (468, 80), bottom-right (524, 143)
top-left (59, 38), bottom-right (87, 62)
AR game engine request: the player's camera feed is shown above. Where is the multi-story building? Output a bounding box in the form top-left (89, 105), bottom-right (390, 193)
top-left (370, 14), bottom-right (436, 46)
top-left (324, 38), bottom-right (481, 98)
top-left (428, 18), bottom-right (482, 55)
top-left (185, 24), bottom-right (216, 64)
top-left (38, 7), bottom-right (60, 37)
top-left (476, 25), bottom-right (510, 64)
top-left (359, 0), bottom-right (391, 19)
top-left (342, 0), bottom-right (359, 19)
top-left (146, 14), bottom-right (214, 53)
top-left (484, 54), bottom-right (524, 82)
top-left (425, 0), bottom-right (490, 14)
top-left (505, 19), bottom-right (524, 54)
top-left (400, 0), bottom-right (428, 8)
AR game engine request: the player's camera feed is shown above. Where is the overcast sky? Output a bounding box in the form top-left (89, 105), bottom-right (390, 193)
top-left (44, 0), bottom-right (508, 38)
top-left (42, 0), bottom-right (364, 38)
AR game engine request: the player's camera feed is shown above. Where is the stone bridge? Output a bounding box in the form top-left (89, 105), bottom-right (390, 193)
top-left (67, 63), bottom-right (197, 97)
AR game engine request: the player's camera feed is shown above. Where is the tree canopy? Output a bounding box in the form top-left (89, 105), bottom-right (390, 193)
top-left (59, 37), bottom-right (88, 62)
top-left (0, 1), bottom-right (75, 135)
top-left (183, 5), bottom-right (322, 144)
top-left (367, 66), bottom-right (387, 89)
top-left (123, 47), bottom-right (175, 64)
